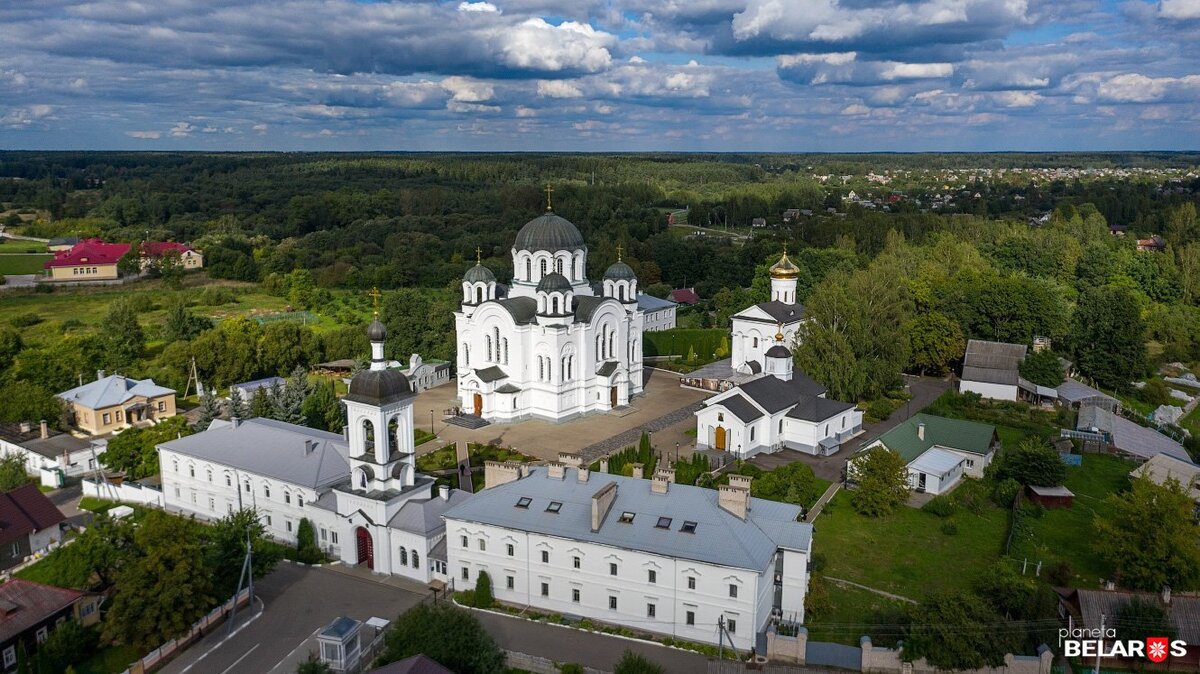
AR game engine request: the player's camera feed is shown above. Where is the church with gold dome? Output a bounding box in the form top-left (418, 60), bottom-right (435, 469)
top-left (729, 249), bottom-right (807, 376)
top-left (453, 193), bottom-right (644, 423)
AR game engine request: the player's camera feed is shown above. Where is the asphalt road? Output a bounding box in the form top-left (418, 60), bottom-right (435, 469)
top-left (157, 564), bottom-right (424, 674)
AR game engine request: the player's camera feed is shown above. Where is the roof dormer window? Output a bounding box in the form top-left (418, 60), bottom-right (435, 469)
top-left (546, 501), bottom-right (562, 513)
top-left (515, 497), bottom-right (532, 509)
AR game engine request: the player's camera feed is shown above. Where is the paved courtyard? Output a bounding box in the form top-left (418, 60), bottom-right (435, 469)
top-left (413, 367), bottom-right (710, 462)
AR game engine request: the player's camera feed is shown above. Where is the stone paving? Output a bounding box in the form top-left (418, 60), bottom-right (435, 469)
top-left (578, 400), bottom-right (705, 462)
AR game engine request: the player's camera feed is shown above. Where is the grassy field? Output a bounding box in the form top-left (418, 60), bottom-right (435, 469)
top-left (805, 582), bottom-right (910, 647)
top-left (0, 239), bottom-right (48, 253)
top-left (815, 482), bottom-right (1008, 599)
top-left (0, 254), bottom-right (52, 275)
top-left (1180, 406), bottom-right (1200, 438)
top-left (78, 642), bottom-right (140, 674)
top-left (1007, 453), bottom-right (1134, 587)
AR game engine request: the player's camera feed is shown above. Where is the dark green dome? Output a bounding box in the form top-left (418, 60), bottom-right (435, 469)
top-left (346, 368), bottom-right (413, 405)
top-left (367, 317), bottom-right (387, 342)
top-left (766, 344), bottom-right (791, 358)
top-left (604, 261), bottom-right (636, 280)
top-left (536, 272), bottom-right (572, 293)
top-left (464, 264), bottom-right (495, 283)
top-left (514, 213), bottom-right (586, 252)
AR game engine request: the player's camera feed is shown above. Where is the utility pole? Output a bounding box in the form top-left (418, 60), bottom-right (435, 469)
top-left (1094, 613), bottom-right (1105, 674)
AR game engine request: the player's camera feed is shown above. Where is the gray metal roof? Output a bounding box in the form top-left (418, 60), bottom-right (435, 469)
top-left (765, 344), bottom-right (791, 358)
top-left (443, 466), bottom-right (810, 571)
top-left (964, 339), bottom-right (1027, 368)
top-left (596, 361), bottom-right (619, 377)
top-left (58, 375), bottom-right (175, 410)
top-left (636, 294), bottom-right (676, 312)
top-left (157, 418), bottom-right (350, 489)
top-left (489, 294), bottom-right (610, 325)
top-left (785, 396), bottom-right (856, 422)
top-left (475, 366), bottom-right (508, 383)
top-left (464, 264), bottom-right (496, 283)
top-left (513, 213), bottom-right (587, 252)
top-left (962, 364), bottom-right (1019, 386)
top-left (712, 394), bottom-right (764, 423)
top-left (740, 301), bottom-right (805, 324)
top-left (536, 272), bottom-right (572, 293)
top-left (388, 490), bottom-right (472, 535)
top-left (738, 374), bottom-right (826, 414)
top-left (1057, 378), bottom-right (1117, 405)
top-left (604, 261), bottom-right (637, 280)
top-left (495, 383), bottom-right (522, 394)
top-left (345, 368), bottom-right (414, 405)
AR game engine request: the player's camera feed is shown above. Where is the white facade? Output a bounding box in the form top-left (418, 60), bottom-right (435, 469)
top-left (443, 466), bottom-right (812, 651)
top-left (0, 426), bottom-right (104, 479)
top-left (636, 294), bottom-right (677, 332)
top-left (730, 251), bottom-right (805, 375)
top-left (959, 380), bottom-right (1019, 402)
top-left (455, 213), bottom-right (644, 423)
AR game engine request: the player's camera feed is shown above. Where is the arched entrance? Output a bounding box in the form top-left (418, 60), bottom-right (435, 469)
top-left (715, 426), bottom-right (727, 451)
top-left (355, 527), bottom-right (374, 570)
top-left (473, 393), bottom-right (482, 416)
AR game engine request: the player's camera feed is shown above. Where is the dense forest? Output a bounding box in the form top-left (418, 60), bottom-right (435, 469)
top-left (1, 152), bottom-right (1198, 458)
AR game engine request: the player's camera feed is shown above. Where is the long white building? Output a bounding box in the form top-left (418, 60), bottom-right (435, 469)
top-left (455, 205), bottom-right (644, 423)
top-left (443, 463), bottom-right (813, 651)
top-left (158, 317), bottom-right (469, 585)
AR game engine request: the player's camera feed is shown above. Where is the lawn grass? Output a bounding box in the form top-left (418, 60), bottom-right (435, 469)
top-left (0, 253), bottom-right (52, 275)
top-left (815, 484), bottom-right (1008, 599)
top-left (805, 582), bottom-right (910, 647)
top-left (0, 239), bottom-right (48, 253)
top-left (1007, 453), bottom-right (1135, 587)
top-left (78, 496), bottom-right (117, 513)
top-left (1180, 406), bottom-right (1200, 439)
top-left (77, 643), bottom-right (141, 674)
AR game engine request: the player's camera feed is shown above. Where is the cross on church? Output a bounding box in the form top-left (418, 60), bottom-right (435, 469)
top-left (544, 183), bottom-right (554, 211)
top-left (475, 246), bottom-right (482, 265)
top-left (616, 244), bottom-right (623, 261)
top-left (369, 287), bottom-right (381, 316)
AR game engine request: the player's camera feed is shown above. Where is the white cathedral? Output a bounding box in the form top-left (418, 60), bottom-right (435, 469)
top-left (454, 202), bottom-right (644, 423)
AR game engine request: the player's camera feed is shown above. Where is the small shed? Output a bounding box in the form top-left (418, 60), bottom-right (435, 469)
top-left (317, 616), bottom-right (362, 672)
top-left (1026, 484), bottom-right (1074, 509)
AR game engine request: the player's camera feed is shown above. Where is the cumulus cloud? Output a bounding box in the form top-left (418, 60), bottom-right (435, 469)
top-left (778, 52), bottom-right (953, 85)
top-left (458, 2), bottom-right (500, 13)
top-left (1159, 0), bottom-right (1200, 20)
top-left (125, 130), bottom-right (162, 139)
top-left (537, 80), bottom-right (585, 98)
top-left (1093, 73), bottom-right (1200, 103)
top-left (170, 121), bottom-right (195, 137)
top-left (441, 76), bottom-right (495, 103)
top-left (0, 104), bottom-right (54, 126)
top-left (488, 19), bottom-right (615, 73)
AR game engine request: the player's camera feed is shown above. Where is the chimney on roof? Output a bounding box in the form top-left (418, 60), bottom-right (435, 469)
top-left (231, 417), bottom-right (241, 429)
top-left (917, 421), bottom-right (926, 441)
top-left (18, 422), bottom-right (30, 434)
top-left (719, 484), bottom-right (751, 520)
top-left (96, 369), bottom-right (106, 381)
top-left (558, 453), bottom-right (582, 468)
top-left (600, 458), bottom-right (609, 474)
top-left (303, 439), bottom-right (316, 454)
top-left (591, 482), bottom-right (617, 532)
top-left (728, 474), bottom-right (752, 491)
top-left (1162, 585), bottom-right (1172, 605)
top-left (651, 471), bottom-right (669, 494)
top-left (485, 461), bottom-right (522, 488)
top-left (547, 463), bottom-right (565, 480)
top-left (39, 420), bottom-right (48, 440)
top-left (631, 463), bottom-right (644, 480)
top-left (439, 485), bottom-right (450, 501)
top-left (577, 467), bottom-right (590, 483)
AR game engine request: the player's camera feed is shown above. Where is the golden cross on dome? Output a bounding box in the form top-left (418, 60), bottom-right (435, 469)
top-left (544, 183), bottom-right (554, 211)
top-left (369, 287), bottom-right (381, 316)
top-left (475, 246), bottom-right (482, 265)
top-left (616, 244), bottom-right (623, 262)
top-left (783, 242), bottom-right (788, 255)
top-left (775, 322), bottom-right (785, 342)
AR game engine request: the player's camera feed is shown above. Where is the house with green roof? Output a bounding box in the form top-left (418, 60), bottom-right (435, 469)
top-left (851, 414), bottom-right (998, 495)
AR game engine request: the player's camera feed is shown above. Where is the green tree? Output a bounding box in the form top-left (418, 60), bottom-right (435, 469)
top-left (163, 298), bottom-right (212, 342)
top-left (228, 389), bottom-right (251, 420)
top-left (473, 570), bottom-right (495, 609)
top-left (0, 453), bottom-right (29, 491)
top-left (0, 328), bottom-right (23, 371)
top-left (193, 387), bottom-right (222, 432)
top-left (1093, 477), bottom-right (1200, 591)
top-left (302, 379), bottom-right (343, 432)
top-left (257, 322), bottom-right (321, 377)
top-left (751, 462), bottom-right (821, 507)
top-left (613, 651), bottom-right (665, 674)
top-left (103, 511), bottom-right (215, 651)
top-left (849, 447), bottom-right (910, 517)
top-left (907, 311), bottom-right (965, 375)
top-left (904, 593), bottom-right (1021, 670)
top-left (374, 603), bottom-right (504, 674)
top-left (158, 250), bottom-right (185, 290)
top-left (99, 415), bottom-right (192, 479)
top-left (1019, 349), bottom-right (1065, 388)
top-left (1115, 596), bottom-right (1176, 644)
top-left (295, 518), bottom-right (323, 564)
top-left (206, 508), bottom-right (283, 599)
top-left (997, 437), bottom-right (1065, 487)
top-left (1071, 285), bottom-right (1147, 391)
top-left (250, 387), bottom-right (273, 418)
top-left (30, 620), bottom-right (98, 673)
top-left (101, 297), bottom-right (145, 369)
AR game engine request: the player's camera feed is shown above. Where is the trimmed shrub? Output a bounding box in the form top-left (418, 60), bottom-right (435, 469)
top-left (940, 520), bottom-right (959, 536)
top-left (473, 570), bottom-right (494, 609)
top-left (921, 495), bottom-right (956, 518)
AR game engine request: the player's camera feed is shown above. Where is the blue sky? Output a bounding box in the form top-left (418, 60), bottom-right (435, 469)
top-left (1, 0), bottom-right (1198, 151)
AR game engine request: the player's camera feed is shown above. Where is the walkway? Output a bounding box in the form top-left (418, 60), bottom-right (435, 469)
top-left (824, 577), bottom-right (916, 604)
top-left (805, 483), bottom-right (841, 522)
top-left (578, 401), bottom-right (704, 463)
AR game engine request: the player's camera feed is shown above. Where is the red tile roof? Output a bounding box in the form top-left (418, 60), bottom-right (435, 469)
top-left (668, 287), bottom-right (701, 305)
top-left (0, 484), bottom-right (65, 547)
top-left (0, 579), bottom-right (86, 643)
top-left (43, 238), bottom-right (130, 269)
top-left (140, 241), bottom-right (194, 256)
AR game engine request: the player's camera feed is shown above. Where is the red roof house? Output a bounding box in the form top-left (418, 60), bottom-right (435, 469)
top-left (42, 239), bottom-right (130, 281)
top-left (0, 484), bottom-right (66, 571)
top-left (139, 241), bottom-right (204, 269)
top-left (0, 579), bottom-right (103, 664)
top-left (668, 287), bottom-right (701, 305)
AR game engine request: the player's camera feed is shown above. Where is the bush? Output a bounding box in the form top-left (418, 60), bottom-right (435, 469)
top-left (613, 650), bottom-right (665, 674)
top-left (559, 664), bottom-right (585, 674)
top-left (375, 603), bottom-right (504, 674)
top-left (1137, 380), bottom-right (1174, 407)
top-left (921, 495), bottom-right (956, 518)
top-left (992, 478), bottom-right (1022, 508)
top-left (1046, 560), bottom-right (1074, 586)
top-left (997, 437), bottom-right (1065, 487)
top-left (810, 552), bottom-right (827, 573)
top-left (295, 518), bottom-right (323, 564)
top-left (940, 520), bottom-right (959, 536)
top-left (865, 398), bottom-right (898, 423)
top-left (1018, 502), bottom-right (1045, 519)
top-left (9, 312), bottom-right (42, 328)
top-left (473, 570), bottom-right (495, 609)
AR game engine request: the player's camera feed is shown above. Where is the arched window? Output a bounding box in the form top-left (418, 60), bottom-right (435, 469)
top-left (361, 419), bottom-right (375, 455)
top-left (263, 482), bottom-right (271, 498)
top-left (462, 343), bottom-right (470, 365)
top-left (540, 259), bottom-right (548, 277)
top-left (576, 256), bottom-right (582, 279)
top-left (779, 419), bottom-right (784, 433)
top-left (475, 286), bottom-right (484, 303)
top-left (538, 357), bottom-right (544, 381)
top-left (400, 547), bottom-right (408, 565)
top-left (552, 296), bottom-right (560, 314)
top-left (297, 494), bottom-right (304, 508)
top-left (387, 416), bottom-right (399, 456)
top-left (561, 357), bottom-right (568, 380)
top-left (525, 259), bottom-right (532, 279)
top-left (619, 285), bottom-right (626, 301)
top-left (502, 338), bottom-right (509, 364)
top-left (752, 337), bottom-right (759, 348)
top-left (556, 258), bottom-right (563, 274)
top-left (485, 335), bottom-right (493, 362)
top-left (225, 473), bottom-right (232, 487)
top-left (596, 335), bottom-right (602, 359)
top-left (412, 550), bottom-right (420, 569)
top-left (750, 427), bottom-right (755, 442)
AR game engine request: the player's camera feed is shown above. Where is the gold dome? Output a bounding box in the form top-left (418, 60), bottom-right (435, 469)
top-left (769, 250), bottom-right (799, 279)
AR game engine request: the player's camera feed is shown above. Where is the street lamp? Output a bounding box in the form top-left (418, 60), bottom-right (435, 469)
top-left (429, 409), bottom-right (434, 435)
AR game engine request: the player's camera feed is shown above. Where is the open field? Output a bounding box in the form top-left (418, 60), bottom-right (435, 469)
top-left (805, 582), bottom-right (909, 647)
top-left (0, 254), bottom-right (52, 275)
top-left (0, 239), bottom-right (48, 253)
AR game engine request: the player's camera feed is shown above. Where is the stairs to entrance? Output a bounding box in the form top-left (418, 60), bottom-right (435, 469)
top-left (446, 414), bottom-right (490, 430)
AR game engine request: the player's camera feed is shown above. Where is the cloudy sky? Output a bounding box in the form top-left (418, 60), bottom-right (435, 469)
top-left (1, 0), bottom-right (1198, 151)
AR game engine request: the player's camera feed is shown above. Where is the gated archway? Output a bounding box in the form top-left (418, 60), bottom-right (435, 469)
top-left (355, 527), bottom-right (374, 570)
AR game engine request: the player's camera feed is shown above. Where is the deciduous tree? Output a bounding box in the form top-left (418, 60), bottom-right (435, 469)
top-left (904, 593), bottom-right (1020, 670)
top-left (1071, 285), bottom-right (1147, 391)
top-left (997, 437), bottom-right (1065, 487)
top-left (1019, 349), bottom-right (1065, 388)
top-left (907, 311), bottom-right (965, 375)
top-left (0, 454), bottom-right (29, 492)
top-left (374, 603), bottom-right (504, 674)
top-left (1094, 477), bottom-right (1200, 591)
top-left (849, 447), bottom-right (910, 517)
